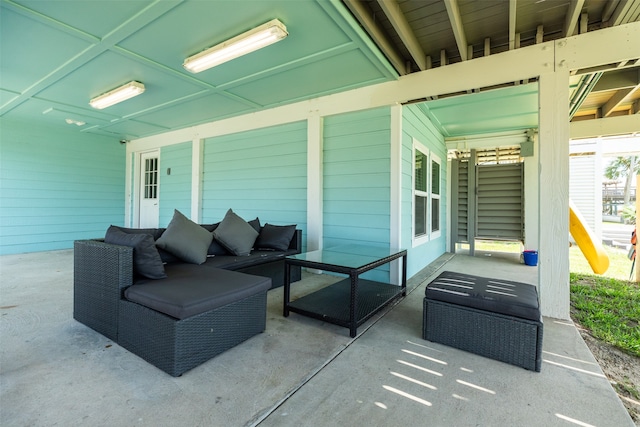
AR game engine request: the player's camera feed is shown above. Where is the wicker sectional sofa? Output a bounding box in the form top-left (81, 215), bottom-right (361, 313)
top-left (73, 209), bottom-right (302, 376)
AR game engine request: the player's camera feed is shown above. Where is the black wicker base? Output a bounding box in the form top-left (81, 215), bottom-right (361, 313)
top-left (118, 291), bottom-right (267, 377)
top-left (423, 299), bottom-right (543, 371)
top-left (73, 240), bottom-right (132, 341)
top-left (287, 278), bottom-right (403, 329)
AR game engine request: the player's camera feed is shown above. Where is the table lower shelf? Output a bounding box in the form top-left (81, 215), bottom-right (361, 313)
top-left (286, 278), bottom-right (404, 333)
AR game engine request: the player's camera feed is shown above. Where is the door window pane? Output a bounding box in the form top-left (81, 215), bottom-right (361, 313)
top-left (144, 158), bottom-right (158, 200)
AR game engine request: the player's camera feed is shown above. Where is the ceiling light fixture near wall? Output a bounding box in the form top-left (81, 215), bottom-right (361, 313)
top-left (65, 118), bottom-right (86, 126)
top-left (183, 19), bottom-right (288, 73)
top-left (89, 81), bottom-right (145, 109)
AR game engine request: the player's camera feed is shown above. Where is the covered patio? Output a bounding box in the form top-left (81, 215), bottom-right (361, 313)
top-left (1, 250), bottom-right (633, 426)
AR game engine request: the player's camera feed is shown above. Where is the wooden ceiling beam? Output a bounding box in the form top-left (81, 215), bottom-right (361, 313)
top-left (564, 0), bottom-right (585, 37)
top-left (377, 0), bottom-right (427, 70)
top-left (444, 0), bottom-right (468, 60)
top-left (343, 0), bottom-right (408, 75)
top-left (602, 0), bottom-right (621, 23)
top-left (509, 0), bottom-right (517, 50)
top-left (602, 84), bottom-right (640, 117)
top-left (608, 0), bottom-right (640, 26)
top-left (536, 25), bottom-right (544, 43)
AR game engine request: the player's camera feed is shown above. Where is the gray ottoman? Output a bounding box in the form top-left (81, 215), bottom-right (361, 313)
top-left (422, 271), bottom-right (543, 372)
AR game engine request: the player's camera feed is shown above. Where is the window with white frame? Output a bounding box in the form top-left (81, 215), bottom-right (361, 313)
top-left (413, 139), bottom-right (429, 244)
top-left (431, 154), bottom-right (441, 238)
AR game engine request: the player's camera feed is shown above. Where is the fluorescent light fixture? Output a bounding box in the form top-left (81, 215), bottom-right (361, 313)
top-left (65, 118), bottom-right (86, 126)
top-left (89, 81), bottom-right (145, 109)
top-left (183, 19), bottom-right (288, 73)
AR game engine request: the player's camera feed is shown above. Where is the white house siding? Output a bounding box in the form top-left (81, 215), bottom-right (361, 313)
top-left (159, 141), bottom-right (192, 226)
top-left (0, 119), bottom-right (125, 254)
top-left (569, 151), bottom-right (601, 238)
top-left (200, 121), bottom-right (308, 235)
top-left (323, 107), bottom-right (392, 283)
top-left (402, 105), bottom-right (448, 278)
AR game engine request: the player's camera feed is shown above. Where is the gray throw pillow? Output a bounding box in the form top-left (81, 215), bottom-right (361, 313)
top-left (104, 226), bottom-right (167, 279)
top-left (212, 209), bottom-right (259, 256)
top-left (248, 217), bottom-right (261, 232)
top-left (109, 225), bottom-right (165, 241)
top-left (200, 222), bottom-right (229, 255)
top-left (256, 223), bottom-right (296, 251)
top-left (156, 210), bottom-right (213, 264)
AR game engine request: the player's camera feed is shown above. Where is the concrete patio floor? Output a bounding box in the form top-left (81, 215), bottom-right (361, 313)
top-left (0, 249), bottom-right (634, 426)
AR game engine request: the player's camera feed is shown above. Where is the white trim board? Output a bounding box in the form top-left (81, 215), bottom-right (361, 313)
top-left (128, 22), bottom-right (640, 154)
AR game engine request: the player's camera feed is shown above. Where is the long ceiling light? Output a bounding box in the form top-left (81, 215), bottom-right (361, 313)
top-left (89, 81), bottom-right (145, 109)
top-left (183, 19), bottom-right (288, 73)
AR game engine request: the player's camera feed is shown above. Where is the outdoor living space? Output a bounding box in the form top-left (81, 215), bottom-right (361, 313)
top-left (1, 249), bottom-right (633, 426)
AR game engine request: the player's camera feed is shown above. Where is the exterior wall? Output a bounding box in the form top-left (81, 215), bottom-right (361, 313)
top-left (159, 141), bottom-right (192, 226)
top-left (323, 108), bottom-right (392, 282)
top-left (124, 105), bottom-right (448, 284)
top-left (402, 105), bottom-right (448, 277)
top-left (201, 121), bottom-right (308, 235)
top-left (0, 119), bottom-right (125, 254)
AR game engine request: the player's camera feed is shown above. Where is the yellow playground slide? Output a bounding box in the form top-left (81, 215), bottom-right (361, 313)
top-left (569, 199), bottom-right (610, 274)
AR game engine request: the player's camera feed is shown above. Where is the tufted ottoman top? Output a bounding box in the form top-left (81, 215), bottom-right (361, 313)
top-left (425, 271), bottom-right (541, 321)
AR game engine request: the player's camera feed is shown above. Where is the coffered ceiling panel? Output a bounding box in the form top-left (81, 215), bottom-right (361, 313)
top-left (419, 84), bottom-right (539, 137)
top-left (0, 7), bottom-right (93, 92)
top-left (134, 93), bottom-right (254, 131)
top-left (13, 0), bottom-right (153, 38)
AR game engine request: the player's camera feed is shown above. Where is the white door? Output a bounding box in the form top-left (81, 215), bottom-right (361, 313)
top-left (139, 151), bottom-right (159, 228)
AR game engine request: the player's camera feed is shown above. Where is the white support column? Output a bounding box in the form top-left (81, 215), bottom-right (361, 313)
top-left (307, 113), bottom-right (324, 255)
top-left (538, 64), bottom-right (571, 320)
top-left (190, 138), bottom-right (204, 223)
top-left (124, 151), bottom-right (133, 226)
top-left (390, 104), bottom-right (403, 285)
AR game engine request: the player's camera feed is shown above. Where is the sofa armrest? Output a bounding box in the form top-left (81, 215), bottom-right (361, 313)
top-left (288, 229), bottom-right (302, 253)
top-left (73, 239), bottom-right (134, 341)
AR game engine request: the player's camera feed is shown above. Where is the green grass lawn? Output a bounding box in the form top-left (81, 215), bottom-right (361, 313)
top-left (569, 273), bottom-right (640, 358)
top-left (568, 223), bottom-right (638, 358)
top-left (568, 239), bottom-right (638, 357)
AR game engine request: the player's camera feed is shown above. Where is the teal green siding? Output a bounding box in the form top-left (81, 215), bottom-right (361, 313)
top-left (159, 141), bottom-right (192, 225)
top-left (201, 122), bottom-right (307, 232)
top-left (0, 119), bottom-right (125, 254)
top-left (323, 107), bottom-right (391, 282)
top-left (402, 105), bottom-right (447, 277)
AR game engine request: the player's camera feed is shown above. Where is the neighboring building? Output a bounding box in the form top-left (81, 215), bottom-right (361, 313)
top-left (570, 135), bottom-right (640, 239)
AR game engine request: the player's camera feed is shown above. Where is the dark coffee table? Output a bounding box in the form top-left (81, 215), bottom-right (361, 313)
top-left (283, 245), bottom-right (407, 337)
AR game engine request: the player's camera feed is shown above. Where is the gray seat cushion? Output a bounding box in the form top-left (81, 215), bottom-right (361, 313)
top-left (425, 271), bottom-right (540, 321)
top-left (125, 264), bottom-right (271, 319)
